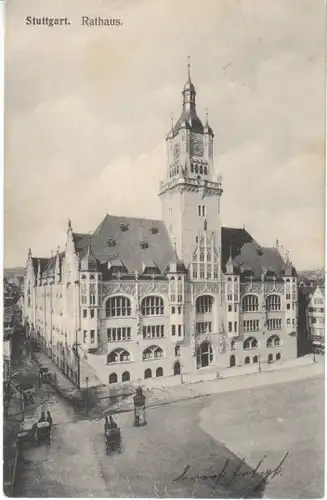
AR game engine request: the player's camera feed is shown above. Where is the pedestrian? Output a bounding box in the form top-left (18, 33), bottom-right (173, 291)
top-left (38, 411), bottom-right (46, 423)
top-left (109, 415), bottom-right (117, 429)
top-left (104, 416), bottom-right (109, 433)
top-left (46, 411), bottom-right (52, 430)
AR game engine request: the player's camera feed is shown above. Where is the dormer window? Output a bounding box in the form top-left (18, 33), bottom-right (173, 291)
top-left (107, 237), bottom-right (116, 247)
top-left (120, 223), bottom-right (129, 232)
top-left (140, 240), bottom-right (149, 249)
top-left (257, 248), bottom-right (263, 256)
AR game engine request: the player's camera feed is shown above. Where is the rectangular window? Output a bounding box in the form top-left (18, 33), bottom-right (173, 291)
top-left (287, 319), bottom-right (291, 326)
top-left (178, 306), bottom-right (182, 314)
top-left (171, 306), bottom-right (175, 315)
top-left (267, 319), bottom-right (282, 330)
top-left (234, 294), bottom-right (238, 302)
top-left (90, 330), bottom-right (95, 343)
top-left (227, 294), bottom-right (233, 301)
top-left (243, 320), bottom-right (259, 332)
top-left (234, 322), bottom-right (237, 333)
top-left (198, 205), bottom-right (201, 216)
top-left (108, 327), bottom-right (131, 341)
top-left (228, 305), bottom-right (232, 312)
top-left (286, 304), bottom-right (290, 310)
top-left (202, 206), bottom-right (206, 217)
top-left (196, 322), bottom-right (212, 334)
top-left (286, 294), bottom-right (291, 300)
top-left (83, 330), bottom-right (87, 343)
top-left (90, 309), bottom-right (95, 318)
top-left (228, 321), bottom-right (232, 332)
top-left (83, 309), bottom-right (87, 318)
top-left (234, 305), bottom-right (237, 312)
top-left (178, 325), bottom-right (182, 337)
top-left (171, 325), bottom-right (176, 336)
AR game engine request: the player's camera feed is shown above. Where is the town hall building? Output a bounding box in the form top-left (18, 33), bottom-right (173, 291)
top-left (24, 66), bottom-right (298, 387)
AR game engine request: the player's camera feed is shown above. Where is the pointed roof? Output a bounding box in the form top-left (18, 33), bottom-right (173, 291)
top-left (203, 109), bottom-right (214, 136)
top-left (221, 227), bottom-right (295, 279)
top-left (80, 237), bottom-right (98, 272)
top-left (75, 215), bottom-right (176, 276)
top-left (174, 59), bottom-right (204, 135)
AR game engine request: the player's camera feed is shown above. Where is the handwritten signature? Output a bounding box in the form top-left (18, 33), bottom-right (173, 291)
top-left (173, 452), bottom-right (289, 488)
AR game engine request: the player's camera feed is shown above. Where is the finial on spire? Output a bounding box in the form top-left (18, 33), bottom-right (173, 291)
top-left (276, 238), bottom-right (279, 248)
top-left (68, 218), bottom-right (72, 231)
top-left (205, 108), bottom-right (209, 126)
top-left (187, 55), bottom-right (191, 80)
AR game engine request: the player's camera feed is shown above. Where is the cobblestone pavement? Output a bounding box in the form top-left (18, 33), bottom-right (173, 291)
top-left (14, 373), bottom-right (324, 498)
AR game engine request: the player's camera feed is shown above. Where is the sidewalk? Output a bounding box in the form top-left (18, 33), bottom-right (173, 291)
top-left (3, 389), bottom-right (24, 496)
top-left (28, 351), bottom-right (325, 419)
top-left (98, 354), bottom-right (325, 418)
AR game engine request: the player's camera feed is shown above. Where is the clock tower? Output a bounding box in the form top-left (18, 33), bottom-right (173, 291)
top-left (159, 61), bottom-right (223, 269)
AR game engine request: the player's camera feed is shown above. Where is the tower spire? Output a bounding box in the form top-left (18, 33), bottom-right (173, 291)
top-left (187, 55), bottom-right (191, 81)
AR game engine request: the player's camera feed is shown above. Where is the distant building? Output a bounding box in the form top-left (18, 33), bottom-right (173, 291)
top-left (3, 339), bottom-right (11, 383)
top-left (23, 66), bottom-right (298, 388)
top-left (307, 285), bottom-right (325, 354)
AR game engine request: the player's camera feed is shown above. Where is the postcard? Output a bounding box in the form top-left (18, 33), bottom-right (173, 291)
top-left (3, 0), bottom-right (325, 498)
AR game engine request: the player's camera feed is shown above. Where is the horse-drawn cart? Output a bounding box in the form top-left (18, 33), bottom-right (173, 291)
top-left (35, 421), bottom-right (51, 446)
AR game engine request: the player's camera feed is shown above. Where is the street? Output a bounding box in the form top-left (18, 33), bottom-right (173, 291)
top-left (14, 373), bottom-right (324, 498)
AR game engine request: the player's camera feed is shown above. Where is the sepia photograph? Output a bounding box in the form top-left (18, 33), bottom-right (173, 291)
top-left (3, 0), bottom-right (325, 497)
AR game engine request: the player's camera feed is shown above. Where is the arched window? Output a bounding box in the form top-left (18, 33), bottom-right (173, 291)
top-left (175, 345), bottom-right (180, 357)
top-left (276, 353), bottom-right (281, 360)
top-left (141, 296), bottom-right (164, 316)
top-left (106, 296), bottom-right (131, 317)
top-left (230, 355), bottom-right (236, 367)
top-left (156, 367), bottom-right (163, 377)
top-left (196, 341), bottom-right (214, 368)
top-left (266, 294), bottom-right (281, 311)
top-left (142, 345), bottom-right (164, 360)
top-left (268, 353), bottom-right (273, 363)
top-left (196, 295), bottom-right (214, 314)
top-left (244, 356), bottom-right (250, 364)
top-left (144, 368), bottom-right (152, 379)
top-left (253, 355), bottom-right (258, 363)
top-left (242, 295), bottom-right (259, 312)
top-left (174, 361), bottom-right (181, 375)
top-left (109, 373), bottom-right (117, 384)
top-left (243, 337), bottom-right (258, 350)
top-left (122, 371), bottom-right (130, 382)
top-left (266, 335), bottom-right (281, 347)
top-left (81, 274), bottom-right (86, 280)
top-left (107, 348), bottom-right (131, 364)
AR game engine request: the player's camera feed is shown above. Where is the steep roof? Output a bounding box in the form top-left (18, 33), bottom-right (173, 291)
top-left (75, 215), bottom-right (175, 275)
top-left (221, 227), bottom-right (293, 278)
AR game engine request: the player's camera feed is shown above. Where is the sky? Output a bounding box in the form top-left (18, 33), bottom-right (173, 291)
top-left (4, 0), bottom-right (326, 270)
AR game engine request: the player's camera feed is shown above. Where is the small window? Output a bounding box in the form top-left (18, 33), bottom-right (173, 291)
top-left (228, 305), bottom-right (232, 312)
top-left (83, 310), bottom-right (87, 318)
top-left (90, 309), bottom-right (95, 318)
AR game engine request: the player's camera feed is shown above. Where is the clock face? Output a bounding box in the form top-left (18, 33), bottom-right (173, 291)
top-left (173, 143), bottom-right (180, 160)
top-left (191, 134), bottom-right (204, 156)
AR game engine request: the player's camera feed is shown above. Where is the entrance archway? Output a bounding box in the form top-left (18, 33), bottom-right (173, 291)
top-left (173, 361), bottom-right (181, 375)
top-left (197, 341), bottom-right (213, 369)
top-left (230, 355), bottom-right (236, 368)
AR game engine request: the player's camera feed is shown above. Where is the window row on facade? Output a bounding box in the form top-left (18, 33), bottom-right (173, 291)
top-left (109, 366), bottom-right (165, 384)
top-left (242, 294), bottom-right (283, 312)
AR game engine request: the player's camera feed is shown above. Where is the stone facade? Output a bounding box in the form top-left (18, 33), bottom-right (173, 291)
top-left (23, 67), bottom-right (298, 387)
